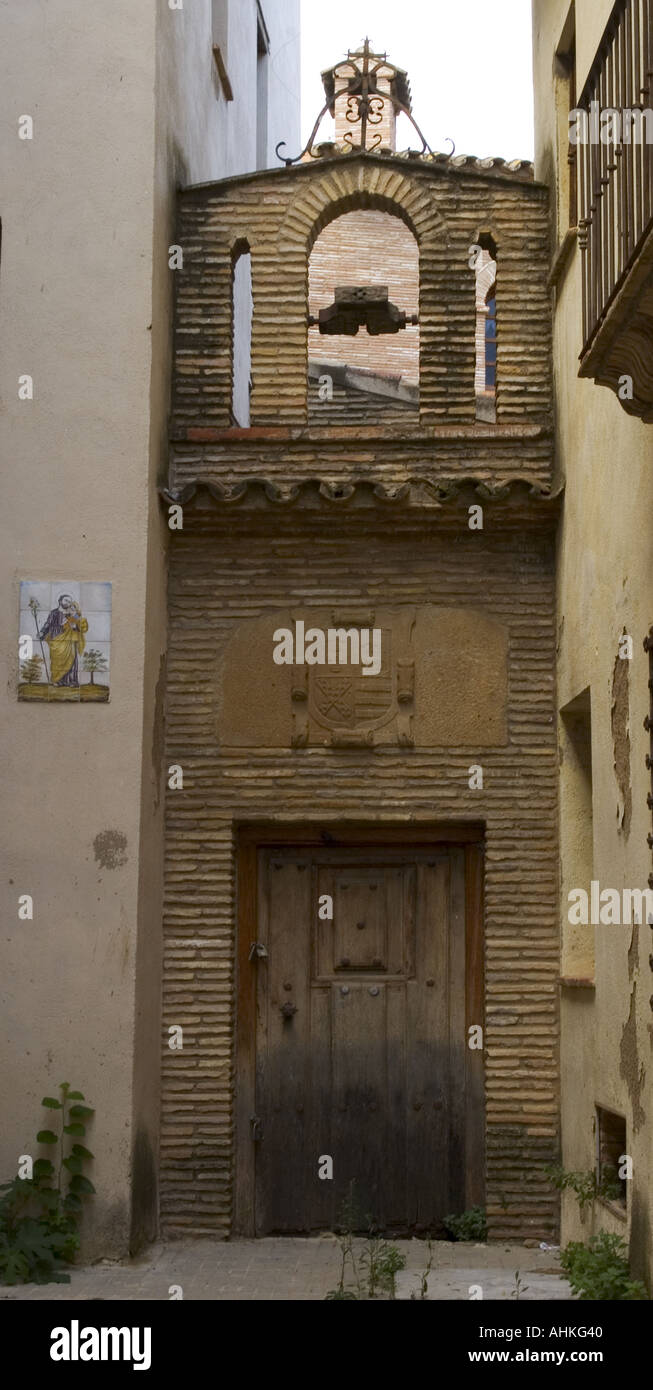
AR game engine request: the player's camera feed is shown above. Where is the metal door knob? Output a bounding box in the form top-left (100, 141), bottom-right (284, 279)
top-left (280, 1001), bottom-right (297, 1019)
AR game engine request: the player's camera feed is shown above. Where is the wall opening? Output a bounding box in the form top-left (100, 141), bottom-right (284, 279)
top-left (231, 241), bottom-right (253, 427)
top-left (595, 1106), bottom-right (627, 1209)
top-left (307, 208), bottom-right (419, 425)
top-left (560, 687), bottom-right (595, 982)
top-left (474, 234), bottom-right (497, 423)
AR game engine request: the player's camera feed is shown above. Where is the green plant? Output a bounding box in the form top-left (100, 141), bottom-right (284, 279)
top-left (325, 1182), bottom-right (362, 1300)
top-left (560, 1232), bottom-right (648, 1301)
top-left (325, 1185), bottom-right (406, 1300)
top-left (410, 1238), bottom-right (434, 1299)
top-left (359, 1229), bottom-right (406, 1299)
top-left (511, 1269), bottom-right (529, 1300)
top-left (442, 1206), bottom-right (487, 1242)
top-left (598, 1165), bottom-right (623, 1202)
top-left (545, 1164), bottom-right (622, 1213)
top-left (0, 1082), bottom-right (95, 1286)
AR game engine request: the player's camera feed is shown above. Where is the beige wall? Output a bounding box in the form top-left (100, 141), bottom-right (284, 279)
top-left (0, 0), bottom-right (299, 1258)
top-left (0, 0), bottom-right (161, 1260)
top-left (533, 0), bottom-right (653, 1282)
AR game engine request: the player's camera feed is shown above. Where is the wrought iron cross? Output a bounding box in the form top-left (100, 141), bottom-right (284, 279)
top-left (276, 37), bottom-right (434, 165)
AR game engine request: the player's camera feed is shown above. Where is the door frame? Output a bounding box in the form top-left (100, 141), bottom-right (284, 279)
top-left (234, 822), bottom-right (485, 1236)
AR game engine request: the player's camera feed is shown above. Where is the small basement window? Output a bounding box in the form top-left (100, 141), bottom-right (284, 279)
top-left (596, 1107), bottom-right (627, 1209)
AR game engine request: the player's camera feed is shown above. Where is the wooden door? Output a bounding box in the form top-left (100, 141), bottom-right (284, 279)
top-left (237, 836), bottom-right (484, 1236)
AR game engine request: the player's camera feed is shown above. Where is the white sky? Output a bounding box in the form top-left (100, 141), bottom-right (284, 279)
top-left (299, 0), bottom-right (534, 161)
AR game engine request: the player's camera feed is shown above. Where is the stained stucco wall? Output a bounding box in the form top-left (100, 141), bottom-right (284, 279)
top-left (0, 0), bottom-right (161, 1260)
top-left (532, 0), bottom-right (653, 1282)
top-left (0, 0), bottom-right (300, 1258)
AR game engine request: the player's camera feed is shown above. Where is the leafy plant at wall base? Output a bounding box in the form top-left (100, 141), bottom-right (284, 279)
top-left (0, 1082), bottom-right (95, 1285)
top-left (325, 1184), bottom-right (406, 1300)
top-left (325, 1182), bottom-right (362, 1300)
top-left (560, 1232), bottom-right (648, 1301)
top-left (359, 1228), bottom-right (407, 1299)
top-left (442, 1207), bottom-right (488, 1242)
top-left (545, 1164), bottom-right (622, 1213)
top-left (410, 1239), bottom-right (435, 1299)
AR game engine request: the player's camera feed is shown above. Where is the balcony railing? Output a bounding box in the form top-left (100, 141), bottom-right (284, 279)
top-left (577, 0), bottom-right (653, 379)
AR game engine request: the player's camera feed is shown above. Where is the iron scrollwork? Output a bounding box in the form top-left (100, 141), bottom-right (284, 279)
top-left (275, 37), bottom-right (435, 166)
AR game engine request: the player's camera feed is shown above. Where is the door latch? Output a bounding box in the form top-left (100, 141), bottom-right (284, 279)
top-left (250, 1114), bottom-right (263, 1142)
top-left (248, 941), bottom-right (268, 961)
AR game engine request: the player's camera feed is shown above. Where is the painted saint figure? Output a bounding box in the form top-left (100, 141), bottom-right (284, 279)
top-left (39, 594), bottom-right (88, 687)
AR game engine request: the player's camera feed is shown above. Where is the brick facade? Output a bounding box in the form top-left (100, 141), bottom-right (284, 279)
top-left (162, 148), bottom-right (558, 1241)
top-left (171, 154), bottom-right (551, 431)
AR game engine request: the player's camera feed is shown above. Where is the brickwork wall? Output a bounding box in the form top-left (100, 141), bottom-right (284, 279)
top-left (307, 372), bottom-right (418, 424)
top-left (160, 505), bottom-right (559, 1240)
top-left (171, 153), bottom-right (552, 432)
top-left (308, 209), bottom-right (420, 384)
top-left (169, 430), bottom-right (554, 497)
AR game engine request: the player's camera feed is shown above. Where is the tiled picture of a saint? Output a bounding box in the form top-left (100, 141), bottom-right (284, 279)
top-left (18, 581), bottom-right (111, 702)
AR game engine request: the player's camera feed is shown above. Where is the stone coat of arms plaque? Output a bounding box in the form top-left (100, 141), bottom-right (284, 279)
top-left (291, 609), bottom-right (415, 748)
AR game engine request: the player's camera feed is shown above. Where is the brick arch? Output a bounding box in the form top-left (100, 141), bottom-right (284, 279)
top-left (251, 161), bottom-right (448, 427)
top-left (307, 191), bottom-right (419, 252)
top-left (278, 159), bottom-right (445, 254)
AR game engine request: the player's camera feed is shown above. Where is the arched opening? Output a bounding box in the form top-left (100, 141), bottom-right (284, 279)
top-left (474, 234), bottom-right (497, 424)
top-left (231, 240), bottom-right (253, 427)
top-left (307, 207), bottom-right (419, 424)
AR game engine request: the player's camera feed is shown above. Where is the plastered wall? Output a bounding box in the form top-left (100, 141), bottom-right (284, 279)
top-left (533, 0), bottom-right (653, 1282)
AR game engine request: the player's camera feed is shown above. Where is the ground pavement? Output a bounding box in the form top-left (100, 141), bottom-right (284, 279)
top-left (1, 1237), bottom-right (573, 1301)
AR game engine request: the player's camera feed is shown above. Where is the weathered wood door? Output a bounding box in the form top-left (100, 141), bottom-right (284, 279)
top-left (238, 838), bottom-right (484, 1236)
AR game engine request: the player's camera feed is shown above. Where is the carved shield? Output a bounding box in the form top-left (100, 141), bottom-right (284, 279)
top-left (308, 630), bottom-right (396, 735)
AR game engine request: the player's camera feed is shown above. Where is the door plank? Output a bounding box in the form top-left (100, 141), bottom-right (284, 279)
top-left (255, 852), bottom-right (312, 1233)
top-left (448, 848), bottom-right (468, 1217)
top-left (406, 856), bottom-right (450, 1230)
top-left (465, 844), bottom-right (486, 1207)
top-left (331, 979), bottom-right (388, 1229)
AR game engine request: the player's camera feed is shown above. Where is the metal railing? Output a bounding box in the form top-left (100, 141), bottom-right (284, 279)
top-left (577, 0), bottom-right (653, 350)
